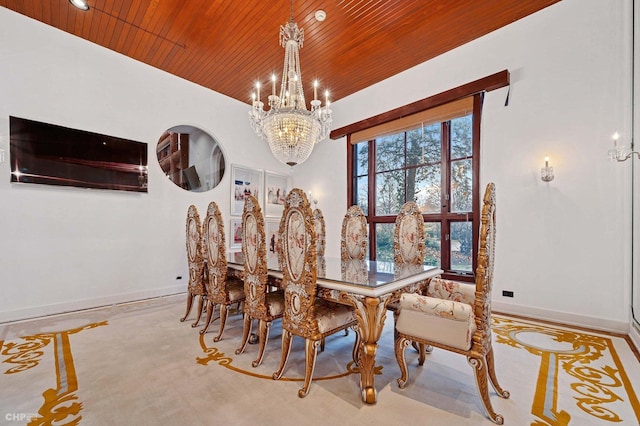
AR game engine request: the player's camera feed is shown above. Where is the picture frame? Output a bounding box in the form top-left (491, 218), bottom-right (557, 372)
top-left (230, 164), bottom-right (263, 216)
top-left (230, 218), bottom-right (243, 250)
top-left (264, 170), bottom-right (292, 217)
top-left (265, 219), bottom-right (281, 264)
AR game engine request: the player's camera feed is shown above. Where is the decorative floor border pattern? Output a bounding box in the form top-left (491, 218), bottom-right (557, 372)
top-left (196, 331), bottom-right (367, 381)
top-left (1, 321), bottom-right (106, 425)
top-left (492, 317), bottom-right (640, 425)
top-left (2, 315), bottom-right (639, 425)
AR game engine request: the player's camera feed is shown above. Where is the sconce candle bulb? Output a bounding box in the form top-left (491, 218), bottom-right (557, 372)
top-left (541, 156), bottom-right (554, 182)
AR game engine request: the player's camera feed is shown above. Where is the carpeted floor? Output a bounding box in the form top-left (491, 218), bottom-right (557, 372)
top-left (1, 294), bottom-right (639, 425)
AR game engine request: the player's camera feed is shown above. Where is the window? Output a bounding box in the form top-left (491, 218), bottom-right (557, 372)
top-left (348, 96), bottom-right (481, 281)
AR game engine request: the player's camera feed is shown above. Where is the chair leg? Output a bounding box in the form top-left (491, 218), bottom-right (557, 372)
top-left (213, 304), bottom-right (229, 342)
top-left (395, 337), bottom-right (410, 388)
top-left (469, 355), bottom-right (504, 425)
top-left (485, 347), bottom-right (510, 399)
top-left (235, 314), bottom-right (253, 355)
top-left (299, 339), bottom-right (320, 398)
top-left (273, 330), bottom-right (293, 380)
top-left (199, 300), bottom-right (216, 335)
top-left (180, 292), bottom-right (195, 322)
top-left (252, 320), bottom-right (272, 368)
top-left (191, 294), bottom-right (205, 328)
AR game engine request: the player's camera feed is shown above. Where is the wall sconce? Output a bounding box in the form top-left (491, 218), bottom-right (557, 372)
top-left (541, 156), bottom-right (554, 182)
top-left (608, 132), bottom-right (639, 162)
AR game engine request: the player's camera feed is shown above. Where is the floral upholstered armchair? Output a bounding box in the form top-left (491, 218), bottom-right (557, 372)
top-left (394, 183), bottom-right (510, 424)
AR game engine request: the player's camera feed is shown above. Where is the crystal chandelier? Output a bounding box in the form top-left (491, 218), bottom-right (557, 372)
top-left (249, 1), bottom-right (332, 167)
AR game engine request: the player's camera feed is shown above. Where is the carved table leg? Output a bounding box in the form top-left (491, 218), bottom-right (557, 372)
top-left (342, 293), bottom-right (390, 404)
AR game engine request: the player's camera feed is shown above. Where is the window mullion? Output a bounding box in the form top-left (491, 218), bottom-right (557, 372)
top-left (368, 139), bottom-right (376, 260)
top-left (441, 121), bottom-right (451, 272)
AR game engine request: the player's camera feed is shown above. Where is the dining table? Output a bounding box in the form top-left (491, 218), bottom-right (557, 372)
top-left (227, 253), bottom-right (443, 404)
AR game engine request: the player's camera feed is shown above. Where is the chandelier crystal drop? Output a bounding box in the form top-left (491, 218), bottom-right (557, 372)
top-left (249, 1), bottom-right (332, 167)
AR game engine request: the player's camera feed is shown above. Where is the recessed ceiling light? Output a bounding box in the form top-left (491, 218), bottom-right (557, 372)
top-left (315, 10), bottom-right (326, 22)
top-left (69, 0), bottom-right (90, 11)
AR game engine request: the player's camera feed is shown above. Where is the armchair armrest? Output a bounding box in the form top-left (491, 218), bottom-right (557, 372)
top-left (426, 277), bottom-right (476, 305)
top-left (397, 292), bottom-right (477, 351)
top-left (399, 293), bottom-right (473, 322)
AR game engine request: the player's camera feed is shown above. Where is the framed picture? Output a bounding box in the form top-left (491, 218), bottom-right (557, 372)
top-left (265, 219), bottom-right (281, 264)
top-left (264, 171), bottom-right (291, 217)
top-left (231, 164), bottom-right (263, 216)
top-left (230, 218), bottom-right (243, 250)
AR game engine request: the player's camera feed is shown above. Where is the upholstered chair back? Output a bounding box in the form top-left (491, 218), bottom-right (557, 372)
top-left (393, 201), bottom-right (425, 265)
top-left (279, 188), bottom-right (318, 339)
top-left (186, 205), bottom-right (205, 295)
top-left (242, 194), bottom-right (268, 318)
top-left (341, 205), bottom-right (367, 261)
top-left (203, 201), bottom-right (229, 303)
top-left (313, 208), bottom-right (326, 258)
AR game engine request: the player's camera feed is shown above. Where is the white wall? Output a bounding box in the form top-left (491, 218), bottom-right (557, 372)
top-left (0, 8), bottom-right (289, 322)
top-left (295, 0), bottom-right (633, 332)
top-left (1, 1), bottom-right (634, 333)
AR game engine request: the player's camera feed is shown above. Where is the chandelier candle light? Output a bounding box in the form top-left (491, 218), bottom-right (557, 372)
top-left (249, 1), bottom-right (332, 167)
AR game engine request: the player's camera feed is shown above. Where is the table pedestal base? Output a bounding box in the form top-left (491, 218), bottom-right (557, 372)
top-left (342, 293), bottom-right (391, 404)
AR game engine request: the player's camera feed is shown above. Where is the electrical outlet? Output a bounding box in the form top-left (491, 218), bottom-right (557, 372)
top-left (176, 276), bottom-right (182, 280)
top-left (502, 290), bottom-right (514, 297)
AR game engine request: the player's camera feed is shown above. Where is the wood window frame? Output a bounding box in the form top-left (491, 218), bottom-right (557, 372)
top-left (342, 71), bottom-right (509, 281)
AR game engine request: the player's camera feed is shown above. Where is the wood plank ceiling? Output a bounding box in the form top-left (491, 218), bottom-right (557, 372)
top-left (0, 0), bottom-right (561, 106)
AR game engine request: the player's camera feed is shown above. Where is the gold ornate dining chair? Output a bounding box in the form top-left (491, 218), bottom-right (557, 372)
top-left (312, 208), bottom-right (326, 258)
top-left (387, 201), bottom-right (427, 351)
top-left (235, 195), bottom-right (285, 367)
top-left (394, 183), bottom-right (510, 424)
top-left (201, 201), bottom-right (246, 341)
top-left (341, 205), bottom-right (367, 261)
top-left (272, 188), bottom-right (360, 398)
top-left (180, 205), bottom-right (207, 327)
top-left (393, 201), bottom-right (425, 266)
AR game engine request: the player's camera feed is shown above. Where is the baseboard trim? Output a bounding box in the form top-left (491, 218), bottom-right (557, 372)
top-left (0, 285), bottom-right (186, 324)
top-left (493, 301), bottom-right (629, 334)
top-left (630, 321), bottom-right (640, 354)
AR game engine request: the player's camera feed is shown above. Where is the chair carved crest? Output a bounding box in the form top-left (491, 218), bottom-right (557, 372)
top-left (393, 201), bottom-right (425, 265)
top-left (313, 208), bottom-right (326, 258)
top-left (180, 205), bottom-right (207, 326)
top-left (341, 205), bottom-right (367, 261)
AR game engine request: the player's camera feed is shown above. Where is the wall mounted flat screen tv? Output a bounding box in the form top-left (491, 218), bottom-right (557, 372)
top-left (10, 116), bottom-right (148, 192)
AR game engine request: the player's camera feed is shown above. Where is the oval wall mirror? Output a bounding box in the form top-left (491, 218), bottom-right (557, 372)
top-left (156, 125), bottom-right (226, 192)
